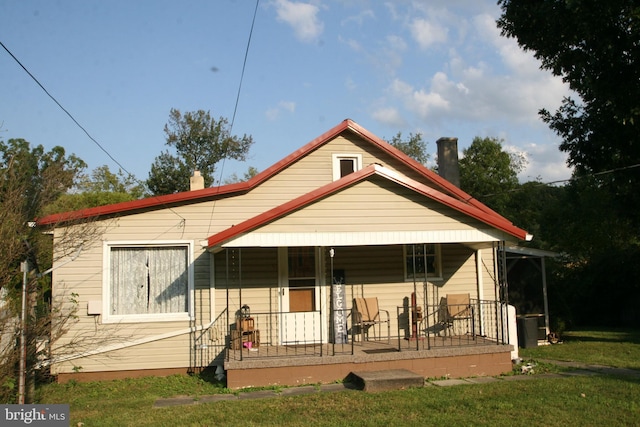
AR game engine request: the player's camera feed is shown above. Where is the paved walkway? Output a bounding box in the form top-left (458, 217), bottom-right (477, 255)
top-left (153, 360), bottom-right (640, 408)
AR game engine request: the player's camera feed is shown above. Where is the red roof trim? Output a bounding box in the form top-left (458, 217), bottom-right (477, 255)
top-left (36, 120), bottom-right (355, 226)
top-left (207, 164), bottom-right (529, 248)
top-left (37, 118), bottom-right (508, 226)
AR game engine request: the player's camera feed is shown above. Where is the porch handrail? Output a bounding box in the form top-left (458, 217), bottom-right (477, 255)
top-left (397, 298), bottom-right (508, 350)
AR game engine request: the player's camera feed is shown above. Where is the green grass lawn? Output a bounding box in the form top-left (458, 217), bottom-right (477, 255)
top-left (36, 329), bottom-right (640, 426)
top-left (520, 328), bottom-right (640, 369)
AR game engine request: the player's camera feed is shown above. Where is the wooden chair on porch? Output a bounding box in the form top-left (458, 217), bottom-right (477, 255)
top-left (444, 293), bottom-right (475, 338)
top-left (352, 297), bottom-right (390, 344)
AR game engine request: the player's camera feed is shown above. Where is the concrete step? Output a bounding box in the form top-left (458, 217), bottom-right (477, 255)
top-left (349, 369), bottom-right (424, 392)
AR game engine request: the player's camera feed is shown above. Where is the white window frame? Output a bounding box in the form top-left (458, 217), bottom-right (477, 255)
top-left (102, 240), bottom-right (194, 323)
top-left (404, 243), bottom-right (443, 281)
top-left (332, 153), bottom-right (363, 181)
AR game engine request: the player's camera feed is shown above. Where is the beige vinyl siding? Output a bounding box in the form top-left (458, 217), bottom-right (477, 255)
top-left (256, 177), bottom-right (489, 234)
top-left (242, 133), bottom-right (450, 210)
top-left (50, 221), bottom-right (210, 375)
top-left (478, 246), bottom-right (498, 301)
top-left (53, 333), bottom-right (192, 374)
top-left (213, 247), bottom-right (279, 316)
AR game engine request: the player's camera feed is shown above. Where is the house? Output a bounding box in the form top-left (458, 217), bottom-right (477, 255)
top-left (37, 119), bottom-right (531, 388)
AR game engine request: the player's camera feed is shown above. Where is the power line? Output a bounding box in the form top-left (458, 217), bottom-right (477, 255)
top-left (1, 39), bottom-right (186, 221)
top-left (208, 0), bottom-right (260, 236)
top-left (477, 162), bottom-right (640, 199)
top-left (1, 40), bottom-right (133, 179)
top-left (213, 0), bottom-right (260, 185)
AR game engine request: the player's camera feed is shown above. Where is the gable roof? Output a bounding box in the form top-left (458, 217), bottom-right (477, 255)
top-left (37, 119), bottom-right (511, 227)
top-left (207, 163), bottom-right (531, 248)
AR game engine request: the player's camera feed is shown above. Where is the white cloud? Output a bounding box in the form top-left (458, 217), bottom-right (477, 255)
top-left (410, 17), bottom-right (448, 49)
top-left (272, 0), bottom-right (324, 43)
top-left (371, 106), bottom-right (406, 128)
top-left (518, 141), bottom-right (571, 183)
top-left (265, 100), bottom-right (296, 120)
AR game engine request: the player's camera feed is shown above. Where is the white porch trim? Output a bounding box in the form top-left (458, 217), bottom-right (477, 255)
top-left (218, 229), bottom-right (512, 248)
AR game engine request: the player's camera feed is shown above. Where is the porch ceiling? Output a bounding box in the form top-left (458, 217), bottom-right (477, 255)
top-left (217, 229), bottom-right (512, 248)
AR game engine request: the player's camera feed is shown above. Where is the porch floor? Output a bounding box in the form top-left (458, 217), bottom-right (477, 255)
top-left (224, 336), bottom-right (513, 389)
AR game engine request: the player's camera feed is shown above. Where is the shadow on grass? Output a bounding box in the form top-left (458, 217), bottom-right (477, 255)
top-left (563, 328), bottom-right (640, 344)
top-left (192, 367), bottom-right (228, 389)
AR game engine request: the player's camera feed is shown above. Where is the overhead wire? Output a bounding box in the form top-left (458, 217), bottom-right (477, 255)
top-left (206, 0), bottom-right (260, 236)
top-left (473, 162), bottom-right (640, 200)
top-left (1, 39), bottom-right (186, 221)
top-left (1, 40), bottom-right (131, 180)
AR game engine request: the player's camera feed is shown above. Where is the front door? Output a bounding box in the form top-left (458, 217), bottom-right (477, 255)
top-left (279, 247), bottom-right (323, 344)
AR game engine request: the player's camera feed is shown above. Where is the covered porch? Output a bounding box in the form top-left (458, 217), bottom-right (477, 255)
top-left (193, 243), bottom-right (515, 389)
top-left (197, 164), bottom-right (528, 388)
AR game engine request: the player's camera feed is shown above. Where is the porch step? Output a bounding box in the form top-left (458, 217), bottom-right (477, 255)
top-left (349, 369), bottom-right (425, 392)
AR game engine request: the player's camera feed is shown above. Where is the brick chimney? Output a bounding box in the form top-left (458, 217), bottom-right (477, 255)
top-left (190, 170), bottom-right (205, 191)
top-left (436, 137), bottom-right (460, 187)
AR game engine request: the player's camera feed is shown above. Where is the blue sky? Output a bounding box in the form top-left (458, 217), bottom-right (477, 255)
top-left (1, 0), bottom-right (572, 186)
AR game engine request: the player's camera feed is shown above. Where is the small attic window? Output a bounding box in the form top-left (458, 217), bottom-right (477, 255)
top-left (332, 154), bottom-right (362, 180)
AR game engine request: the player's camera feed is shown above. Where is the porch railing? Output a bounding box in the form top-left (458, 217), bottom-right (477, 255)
top-left (225, 308), bottom-right (354, 361)
top-left (201, 299), bottom-right (509, 364)
top-left (192, 309), bottom-right (229, 373)
top-left (397, 299), bottom-right (509, 351)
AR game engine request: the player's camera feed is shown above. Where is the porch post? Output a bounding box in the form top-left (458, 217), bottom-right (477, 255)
top-left (541, 256), bottom-right (550, 337)
top-left (475, 249), bottom-right (485, 336)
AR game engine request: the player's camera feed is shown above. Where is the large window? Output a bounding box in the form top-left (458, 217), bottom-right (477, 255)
top-left (404, 244), bottom-right (442, 281)
top-left (104, 242), bottom-right (193, 322)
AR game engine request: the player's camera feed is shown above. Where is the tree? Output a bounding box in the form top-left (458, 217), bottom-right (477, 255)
top-left (458, 136), bottom-right (526, 213)
top-left (147, 109), bottom-right (254, 195)
top-left (387, 132), bottom-right (429, 165)
top-left (0, 139), bottom-right (86, 292)
top-left (497, 0), bottom-right (640, 226)
top-left (223, 166), bottom-right (259, 185)
top-left (498, 1), bottom-right (640, 328)
top-left (42, 165), bottom-right (145, 215)
top-left (0, 138), bottom-right (87, 402)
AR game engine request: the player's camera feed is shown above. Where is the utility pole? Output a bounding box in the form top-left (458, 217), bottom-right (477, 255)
top-left (18, 260), bottom-right (28, 404)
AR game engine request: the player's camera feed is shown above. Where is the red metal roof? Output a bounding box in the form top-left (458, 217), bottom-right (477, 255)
top-left (36, 119), bottom-right (513, 228)
top-left (206, 163), bottom-right (531, 248)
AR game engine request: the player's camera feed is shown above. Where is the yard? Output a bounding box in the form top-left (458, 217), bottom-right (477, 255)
top-left (36, 329), bottom-right (640, 426)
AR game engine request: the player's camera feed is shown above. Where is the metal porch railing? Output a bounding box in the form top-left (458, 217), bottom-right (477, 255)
top-left (397, 299), bottom-right (509, 351)
top-left (194, 299), bottom-right (510, 366)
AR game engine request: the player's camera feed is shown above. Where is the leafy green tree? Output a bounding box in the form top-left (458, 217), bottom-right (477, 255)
top-left (147, 109), bottom-right (254, 195)
top-left (0, 138), bottom-right (86, 402)
top-left (1, 138), bottom-right (86, 289)
top-left (458, 136), bottom-right (526, 212)
top-left (503, 181), bottom-right (565, 251)
top-left (498, 0), bottom-right (640, 227)
top-left (42, 165), bottom-right (145, 215)
top-left (387, 132), bottom-right (429, 165)
top-left (223, 166), bottom-right (259, 185)
top-left (498, 0), bottom-right (640, 328)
